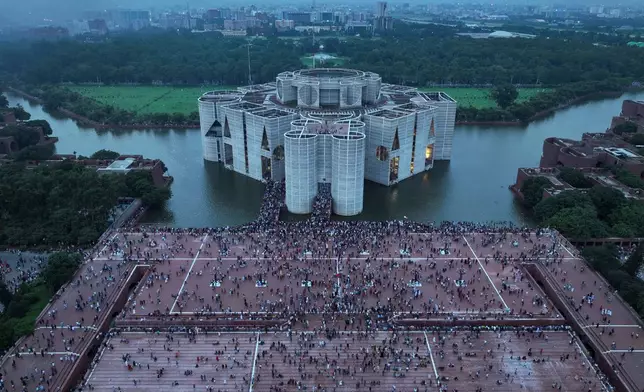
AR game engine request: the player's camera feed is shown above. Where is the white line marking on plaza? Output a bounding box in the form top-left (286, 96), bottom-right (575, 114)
top-left (11, 351), bottom-right (80, 357)
top-left (98, 233), bottom-right (120, 256)
top-left (171, 311), bottom-right (271, 315)
top-left (170, 234), bottom-right (208, 314)
top-left (547, 361), bottom-right (566, 390)
top-left (35, 325), bottom-right (98, 331)
top-left (603, 349), bottom-right (644, 354)
top-left (92, 255), bottom-right (582, 263)
top-left (423, 331), bottom-right (440, 385)
top-left (559, 242), bottom-right (576, 258)
top-left (583, 324), bottom-right (641, 329)
top-left (569, 331), bottom-right (611, 392)
top-left (462, 236), bottom-right (509, 311)
top-left (84, 341), bottom-right (110, 384)
top-left (249, 332), bottom-right (260, 392)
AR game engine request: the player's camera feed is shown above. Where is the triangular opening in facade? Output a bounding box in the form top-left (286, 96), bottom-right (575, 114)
top-left (430, 118), bottom-right (435, 137)
top-left (224, 117), bottom-right (231, 138)
top-left (391, 128), bottom-right (400, 151)
top-left (261, 126), bottom-right (270, 151)
top-left (206, 120), bottom-right (221, 137)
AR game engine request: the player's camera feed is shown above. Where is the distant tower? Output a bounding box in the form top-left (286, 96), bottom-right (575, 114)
top-left (375, 2), bottom-right (390, 31)
top-left (376, 1), bottom-right (387, 18)
top-left (245, 42), bottom-right (253, 85)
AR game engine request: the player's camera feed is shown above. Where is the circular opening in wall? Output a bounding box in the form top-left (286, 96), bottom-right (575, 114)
top-left (376, 146), bottom-right (389, 161)
top-left (273, 145), bottom-right (285, 161)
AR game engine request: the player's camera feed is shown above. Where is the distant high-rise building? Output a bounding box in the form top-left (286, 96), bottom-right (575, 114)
top-left (374, 1), bottom-right (392, 31)
top-left (107, 10), bottom-right (150, 31)
top-left (376, 1), bottom-right (387, 18)
top-left (205, 9), bottom-right (221, 20)
top-left (285, 12), bottom-right (312, 25)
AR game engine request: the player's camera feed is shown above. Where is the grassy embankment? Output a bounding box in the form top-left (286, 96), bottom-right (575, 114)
top-left (66, 85), bottom-right (236, 116)
top-left (66, 85), bottom-right (551, 115)
top-left (418, 87), bottom-right (551, 108)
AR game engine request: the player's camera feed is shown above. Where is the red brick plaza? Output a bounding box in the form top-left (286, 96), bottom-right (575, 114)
top-left (1, 224), bottom-right (642, 392)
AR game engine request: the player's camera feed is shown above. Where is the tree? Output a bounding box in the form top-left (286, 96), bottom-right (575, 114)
top-left (0, 281), bottom-right (12, 307)
top-left (12, 104), bottom-right (30, 121)
top-left (24, 119), bottom-right (53, 136)
top-left (0, 94), bottom-right (8, 109)
top-left (609, 201), bottom-right (644, 237)
top-left (11, 144), bottom-right (55, 161)
top-left (90, 149), bottom-right (120, 160)
top-left (545, 205), bottom-right (609, 239)
top-left (588, 185), bottom-right (626, 220)
top-left (491, 84), bottom-right (519, 109)
top-left (613, 121), bottom-right (638, 135)
top-left (533, 190), bottom-right (593, 223)
top-left (557, 168), bottom-right (593, 188)
top-left (0, 124), bottom-right (42, 149)
top-left (0, 161), bottom-right (168, 247)
top-left (629, 133), bottom-right (644, 146)
top-left (623, 243), bottom-right (644, 277)
top-left (582, 244), bottom-right (620, 274)
top-left (42, 252), bottom-right (82, 293)
top-left (520, 176), bottom-right (551, 208)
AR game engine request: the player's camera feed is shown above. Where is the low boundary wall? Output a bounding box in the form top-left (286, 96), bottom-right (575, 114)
top-left (525, 263), bottom-right (636, 392)
top-left (58, 264), bottom-right (150, 391)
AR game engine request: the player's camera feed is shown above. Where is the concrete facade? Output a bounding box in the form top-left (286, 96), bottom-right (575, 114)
top-left (198, 68), bottom-right (457, 216)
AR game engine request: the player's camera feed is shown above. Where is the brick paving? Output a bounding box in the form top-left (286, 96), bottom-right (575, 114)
top-left (1, 225), bottom-right (639, 392)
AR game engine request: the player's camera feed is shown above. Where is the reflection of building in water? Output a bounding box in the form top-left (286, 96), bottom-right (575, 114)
top-left (198, 68), bottom-right (457, 215)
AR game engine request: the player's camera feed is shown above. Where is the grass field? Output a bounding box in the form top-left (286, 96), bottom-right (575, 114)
top-left (66, 85), bottom-right (551, 115)
top-left (418, 87), bottom-right (551, 109)
top-left (66, 85), bottom-right (237, 115)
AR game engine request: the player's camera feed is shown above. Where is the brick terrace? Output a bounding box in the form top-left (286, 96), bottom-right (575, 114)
top-left (2, 227), bottom-right (643, 392)
top-left (117, 231), bottom-right (564, 321)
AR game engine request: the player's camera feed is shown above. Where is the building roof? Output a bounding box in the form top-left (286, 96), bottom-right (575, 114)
top-left (488, 30), bottom-right (515, 38)
top-left (97, 157), bottom-right (135, 173)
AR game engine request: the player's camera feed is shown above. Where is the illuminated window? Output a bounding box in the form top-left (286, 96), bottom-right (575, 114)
top-left (389, 156), bottom-right (399, 182)
top-left (425, 144), bottom-right (433, 166)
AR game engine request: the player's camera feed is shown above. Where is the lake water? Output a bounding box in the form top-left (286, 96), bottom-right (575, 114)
top-left (7, 91), bottom-right (644, 228)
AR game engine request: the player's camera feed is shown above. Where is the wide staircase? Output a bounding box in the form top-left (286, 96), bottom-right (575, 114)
top-left (252, 331), bottom-right (434, 391)
top-left (86, 332), bottom-right (258, 391)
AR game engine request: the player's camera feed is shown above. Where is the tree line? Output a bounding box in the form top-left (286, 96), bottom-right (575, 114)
top-left (520, 169), bottom-right (644, 239)
top-left (2, 29), bottom-right (643, 125)
top-left (583, 244), bottom-right (644, 321)
top-left (456, 78), bottom-right (631, 123)
top-left (2, 29), bottom-right (644, 87)
top-left (0, 159), bottom-right (171, 248)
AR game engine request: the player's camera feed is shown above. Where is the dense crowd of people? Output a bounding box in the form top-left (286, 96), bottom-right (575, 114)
top-left (0, 251), bottom-right (49, 292)
top-left (0, 181), bottom-right (620, 392)
top-left (311, 183), bottom-right (332, 223)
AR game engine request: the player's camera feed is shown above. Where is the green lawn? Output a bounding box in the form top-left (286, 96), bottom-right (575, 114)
top-left (66, 85), bottom-right (236, 115)
top-left (418, 87), bottom-right (551, 108)
top-left (66, 85), bottom-right (551, 115)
